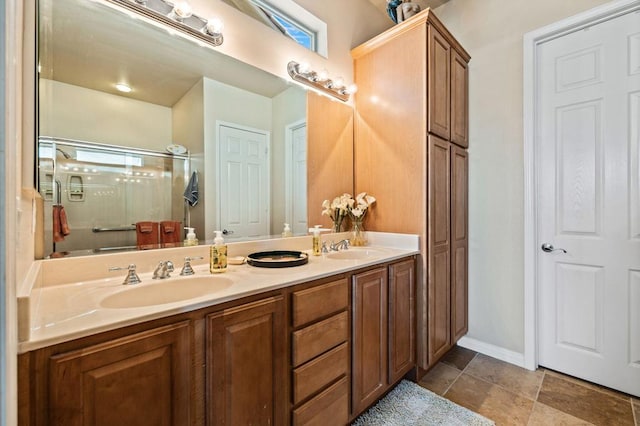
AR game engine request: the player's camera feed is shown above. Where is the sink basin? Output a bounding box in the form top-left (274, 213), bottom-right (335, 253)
top-left (326, 249), bottom-right (384, 260)
top-left (101, 276), bottom-right (233, 308)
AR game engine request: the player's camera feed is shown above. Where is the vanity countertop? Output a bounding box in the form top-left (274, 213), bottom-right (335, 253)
top-left (19, 233), bottom-right (419, 353)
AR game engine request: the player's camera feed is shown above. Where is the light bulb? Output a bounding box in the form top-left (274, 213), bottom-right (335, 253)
top-left (317, 69), bottom-right (329, 81)
top-left (172, 2), bottom-right (193, 20)
top-left (345, 83), bottom-right (358, 95)
top-left (205, 17), bottom-right (224, 35)
top-left (332, 76), bottom-right (344, 88)
top-left (297, 62), bottom-right (311, 74)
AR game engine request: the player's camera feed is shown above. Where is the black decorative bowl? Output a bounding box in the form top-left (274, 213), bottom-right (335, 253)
top-left (246, 250), bottom-right (309, 268)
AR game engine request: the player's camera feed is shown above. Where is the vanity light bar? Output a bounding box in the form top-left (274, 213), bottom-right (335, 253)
top-left (287, 61), bottom-right (357, 102)
top-left (106, 0), bottom-right (224, 47)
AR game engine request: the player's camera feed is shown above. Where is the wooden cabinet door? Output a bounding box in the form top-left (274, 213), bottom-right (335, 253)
top-left (207, 296), bottom-right (285, 426)
top-left (388, 258), bottom-right (416, 384)
top-left (451, 145), bottom-right (469, 342)
top-left (48, 322), bottom-right (192, 426)
top-left (450, 49), bottom-right (469, 148)
top-left (428, 25), bottom-right (451, 140)
top-left (351, 267), bottom-right (388, 415)
top-left (428, 135), bottom-right (452, 365)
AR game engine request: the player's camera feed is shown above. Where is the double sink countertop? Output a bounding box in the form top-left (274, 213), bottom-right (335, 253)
top-left (18, 232), bottom-right (419, 353)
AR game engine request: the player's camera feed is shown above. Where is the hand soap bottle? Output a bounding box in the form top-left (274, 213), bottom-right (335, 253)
top-left (209, 231), bottom-right (227, 273)
top-left (282, 223), bottom-right (293, 238)
top-left (184, 227), bottom-right (198, 246)
top-left (308, 225), bottom-right (329, 256)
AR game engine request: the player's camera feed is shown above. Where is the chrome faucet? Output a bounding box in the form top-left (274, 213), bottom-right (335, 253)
top-left (153, 260), bottom-right (174, 279)
top-left (108, 264), bottom-right (141, 285)
top-left (180, 256), bottom-right (204, 276)
top-left (330, 239), bottom-right (350, 251)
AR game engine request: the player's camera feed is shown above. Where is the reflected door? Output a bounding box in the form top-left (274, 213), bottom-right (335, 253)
top-left (286, 120), bottom-right (307, 235)
top-left (537, 9), bottom-right (640, 396)
top-left (218, 124), bottom-right (270, 238)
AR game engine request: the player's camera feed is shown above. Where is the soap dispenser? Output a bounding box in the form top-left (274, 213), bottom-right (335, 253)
top-left (210, 231), bottom-right (227, 273)
top-left (184, 227), bottom-right (198, 246)
top-left (282, 223), bottom-right (293, 238)
top-left (308, 225), bottom-right (329, 256)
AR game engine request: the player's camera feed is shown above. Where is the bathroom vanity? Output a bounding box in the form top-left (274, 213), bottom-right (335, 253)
top-left (17, 234), bottom-right (418, 425)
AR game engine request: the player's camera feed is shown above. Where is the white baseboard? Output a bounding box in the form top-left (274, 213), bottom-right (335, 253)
top-left (457, 336), bottom-right (530, 370)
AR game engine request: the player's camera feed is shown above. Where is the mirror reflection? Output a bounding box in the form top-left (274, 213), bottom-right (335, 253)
top-left (38, 0), bottom-right (309, 257)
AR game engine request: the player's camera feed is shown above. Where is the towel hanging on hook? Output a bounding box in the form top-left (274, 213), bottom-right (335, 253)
top-left (184, 170), bottom-right (199, 207)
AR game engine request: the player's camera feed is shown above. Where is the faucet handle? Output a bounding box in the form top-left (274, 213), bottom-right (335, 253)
top-left (180, 256), bottom-right (203, 276)
top-left (321, 241), bottom-right (330, 254)
top-left (109, 264), bottom-right (141, 285)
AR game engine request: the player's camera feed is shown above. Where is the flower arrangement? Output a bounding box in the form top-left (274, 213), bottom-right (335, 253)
top-left (322, 192), bottom-right (377, 245)
top-left (349, 192), bottom-right (377, 222)
top-left (321, 193), bottom-right (354, 232)
top-left (349, 192), bottom-right (376, 246)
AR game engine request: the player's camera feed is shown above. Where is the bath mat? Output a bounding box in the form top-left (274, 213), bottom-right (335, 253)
top-left (352, 380), bottom-right (495, 426)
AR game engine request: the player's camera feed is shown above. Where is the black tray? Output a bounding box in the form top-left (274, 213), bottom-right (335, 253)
top-left (246, 250), bottom-right (309, 268)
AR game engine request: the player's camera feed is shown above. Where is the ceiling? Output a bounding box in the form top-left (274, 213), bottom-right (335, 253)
top-left (367, 0), bottom-right (450, 20)
top-left (40, 0), bottom-right (291, 107)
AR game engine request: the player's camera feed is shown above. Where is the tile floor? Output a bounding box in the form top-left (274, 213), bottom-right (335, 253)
top-left (418, 346), bottom-right (639, 426)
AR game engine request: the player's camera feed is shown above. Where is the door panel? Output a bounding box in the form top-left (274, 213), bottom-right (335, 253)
top-left (428, 25), bottom-right (451, 140)
top-left (219, 125), bottom-right (269, 238)
top-left (428, 135), bottom-right (451, 364)
top-left (537, 9), bottom-right (640, 396)
top-left (451, 146), bottom-right (468, 341)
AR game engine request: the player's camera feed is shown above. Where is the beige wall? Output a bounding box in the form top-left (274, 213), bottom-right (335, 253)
top-left (39, 79), bottom-right (173, 150)
top-left (202, 78), bottom-right (272, 239)
top-left (271, 87), bottom-right (307, 233)
top-left (173, 80), bottom-right (206, 238)
top-left (187, 0), bottom-right (391, 94)
top-left (433, 0), bottom-right (612, 354)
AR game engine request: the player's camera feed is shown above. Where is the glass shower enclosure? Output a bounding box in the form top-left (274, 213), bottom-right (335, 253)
top-left (38, 136), bottom-right (190, 256)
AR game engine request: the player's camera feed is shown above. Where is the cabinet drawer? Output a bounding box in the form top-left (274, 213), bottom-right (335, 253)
top-left (293, 342), bottom-right (348, 404)
top-left (292, 376), bottom-right (349, 426)
top-left (292, 278), bottom-right (348, 327)
top-left (292, 311), bottom-right (348, 367)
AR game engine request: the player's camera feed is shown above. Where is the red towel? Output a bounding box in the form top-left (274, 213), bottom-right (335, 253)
top-left (136, 221), bottom-right (159, 250)
top-left (53, 206), bottom-right (71, 243)
top-left (160, 221), bottom-right (182, 247)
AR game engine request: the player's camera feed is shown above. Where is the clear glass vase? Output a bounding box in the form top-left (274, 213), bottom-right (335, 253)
top-left (350, 218), bottom-right (367, 246)
top-left (332, 216), bottom-right (344, 233)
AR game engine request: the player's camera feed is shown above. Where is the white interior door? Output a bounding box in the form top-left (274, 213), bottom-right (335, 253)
top-left (286, 121), bottom-right (307, 235)
top-left (537, 9), bottom-right (640, 396)
top-left (218, 124), bottom-right (269, 239)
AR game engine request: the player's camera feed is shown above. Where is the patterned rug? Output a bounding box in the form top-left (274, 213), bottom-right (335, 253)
top-left (352, 380), bottom-right (495, 426)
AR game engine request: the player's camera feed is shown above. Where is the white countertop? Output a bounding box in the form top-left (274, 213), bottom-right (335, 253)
top-left (19, 232), bottom-right (419, 353)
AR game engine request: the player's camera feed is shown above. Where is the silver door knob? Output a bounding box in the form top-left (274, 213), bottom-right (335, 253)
top-left (541, 243), bottom-right (566, 253)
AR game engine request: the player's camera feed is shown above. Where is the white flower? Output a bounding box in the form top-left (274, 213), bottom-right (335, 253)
top-left (351, 207), bottom-right (364, 218)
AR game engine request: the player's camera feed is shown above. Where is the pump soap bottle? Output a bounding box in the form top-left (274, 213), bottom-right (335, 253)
top-left (210, 231), bottom-right (227, 273)
top-left (308, 225), bottom-right (329, 256)
top-left (184, 227), bottom-right (198, 246)
top-left (282, 223), bottom-right (293, 238)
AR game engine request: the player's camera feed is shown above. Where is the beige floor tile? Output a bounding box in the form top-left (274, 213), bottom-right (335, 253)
top-left (464, 353), bottom-right (544, 399)
top-left (444, 373), bottom-right (534, 425)
top-left (538, 374), bottom-right (635, 426)
top-left (418, 362), bottom-right (461, 396)
top-left (440, 345), bottom-right (477, 371)
top-left (527, 402), bottom-right (594, 426)
top-left (543, 368), bottom-right (634, 402)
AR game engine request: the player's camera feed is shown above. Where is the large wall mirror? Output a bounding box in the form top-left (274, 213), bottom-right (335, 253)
top-left (37, 0), bottom-right (353, 258)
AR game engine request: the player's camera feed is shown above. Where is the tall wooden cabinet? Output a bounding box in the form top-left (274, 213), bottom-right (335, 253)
top-left (352, 9), bottom-right (470, 371)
